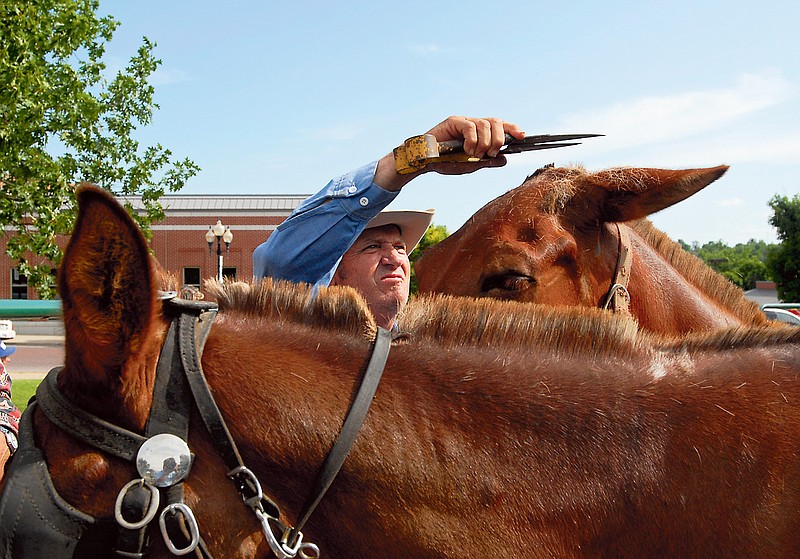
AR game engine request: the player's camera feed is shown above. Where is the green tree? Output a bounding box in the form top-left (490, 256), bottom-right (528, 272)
top-left (1, 0), bottom-right (199, 298)
top-left (409, 223), bottom-right (449, 294)
top-left (767, 194), bottom-right (800, 301)
top-left (678, 238), bottom-right (773, 290)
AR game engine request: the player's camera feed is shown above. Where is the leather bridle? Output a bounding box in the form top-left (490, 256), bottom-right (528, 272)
top-left (601, 223), bottom-right (633, 315)
top-left (0, 294), bottom-right (392, 559)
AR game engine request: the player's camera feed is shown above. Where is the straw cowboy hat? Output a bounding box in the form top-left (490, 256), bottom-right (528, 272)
top-left (365, 209), bottom-right (435, 251)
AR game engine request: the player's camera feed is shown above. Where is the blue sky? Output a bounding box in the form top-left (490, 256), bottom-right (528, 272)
top-left (102, 1), bottom-right (799, 244)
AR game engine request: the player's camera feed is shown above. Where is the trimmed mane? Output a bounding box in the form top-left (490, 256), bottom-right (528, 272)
top-left (205, 279), bottom-right (794, 358)
top-left (654, 322), bottom-right (800, 352)
top-left (399, 292), bottom-right (642, 356)
top-left (206, 278), bottom-right (378, 339)
top-left (627, 218), bottom-right (767, 326)
top-left (207, 278), bottom-right (643, 357)
top-left (523, 165), bottom-right (587, 215)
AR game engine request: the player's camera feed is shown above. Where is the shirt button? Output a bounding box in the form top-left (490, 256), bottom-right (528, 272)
top-left (348, 186), bottom-right (357, 194)
top-left (359, 197), bottom-right (369, 207)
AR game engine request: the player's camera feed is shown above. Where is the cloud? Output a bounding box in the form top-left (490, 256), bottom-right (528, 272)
top-left (405, 43), bottom-right (446, 55)
top-left (717, 197), bottom-right (744, 207)
top-left (150, 66), bottom-right (190, 86)
top-left (558, 69), bottom-right (794, 151)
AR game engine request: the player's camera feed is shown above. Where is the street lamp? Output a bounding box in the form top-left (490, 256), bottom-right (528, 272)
top-left (206, 220), bottom-right (233, 282)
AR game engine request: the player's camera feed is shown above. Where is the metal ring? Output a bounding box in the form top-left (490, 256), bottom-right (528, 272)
top-left (602, 283), bottom-right (631, 309)
top-left (114, 478), bottom-right (160, 530)
top-left (159, 502), bottom-right (200, 556)
top-left (298, 543), bottom-right (321, 559)
top-left (282, 527), bottom-right (321, 559)
top-left (227, 465), bottom-right (264, 508)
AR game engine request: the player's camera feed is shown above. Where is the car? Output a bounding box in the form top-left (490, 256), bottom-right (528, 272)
top-left (0, 319), bottom-right (15, 340)
top-left (761, 303), bottom-right (800, 315)
top-left (762, 308), bottom-right (800, 326)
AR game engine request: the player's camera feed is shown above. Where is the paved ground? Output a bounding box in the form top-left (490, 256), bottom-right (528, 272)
top-left (3, 334), bottom-right (64, 380)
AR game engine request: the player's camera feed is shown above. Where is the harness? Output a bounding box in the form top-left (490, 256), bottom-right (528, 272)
top-left (0, 295), bottom-right (392, 559)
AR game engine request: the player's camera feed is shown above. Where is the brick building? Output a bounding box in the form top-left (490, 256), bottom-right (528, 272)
top-left (0, 193), bottom-right (308, 301)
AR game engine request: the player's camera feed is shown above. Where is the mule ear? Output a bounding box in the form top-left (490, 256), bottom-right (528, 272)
top-left (58, 184), bottom-right (157, 393)
top-left (588, 165), bottom-right (729, 223)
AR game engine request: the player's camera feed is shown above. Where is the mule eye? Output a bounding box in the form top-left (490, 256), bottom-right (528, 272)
top-left (480, 272), bottom-right (535, 297)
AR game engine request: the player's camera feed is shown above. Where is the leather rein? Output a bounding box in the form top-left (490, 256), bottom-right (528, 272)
top-left (30, 294), bottom-right (392, 558)
top-left (601, 223), bottom-right (633, 314)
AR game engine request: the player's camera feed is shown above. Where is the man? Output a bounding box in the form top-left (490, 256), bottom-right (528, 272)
top-left (253, 116), bottom-right (524, 329)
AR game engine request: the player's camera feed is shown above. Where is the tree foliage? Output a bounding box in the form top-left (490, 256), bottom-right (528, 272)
top-left (409, 224), bottom-right (449, 294)
top-left (767, 194), bottom-right (800, 301)
top-left (0, 0), bottom-right (199, 298)
top-left (678, 238), bottom-right (773, 291)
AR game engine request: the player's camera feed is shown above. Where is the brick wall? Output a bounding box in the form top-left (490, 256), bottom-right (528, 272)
top-left (0, 194), bottom-right (304, 301)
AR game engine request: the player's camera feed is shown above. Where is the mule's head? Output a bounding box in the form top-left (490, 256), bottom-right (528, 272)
top-left (36, 185), bottom-right (263, 556)
top-left (35, 185), bottom-right (168, 520)
top-left (415, 164), bottom-right (728, 311)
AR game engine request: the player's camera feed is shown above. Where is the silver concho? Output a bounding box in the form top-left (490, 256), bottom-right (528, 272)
top-left (136, 433), bottom-right (193, 488)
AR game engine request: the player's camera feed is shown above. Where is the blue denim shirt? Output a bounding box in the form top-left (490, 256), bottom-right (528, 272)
top-left (253, 160), bottom-right (399, 288)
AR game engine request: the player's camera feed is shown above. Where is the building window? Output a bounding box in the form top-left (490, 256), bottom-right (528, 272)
top-left (11, 269), bottom-right (27, 300)
top-left (183, 267), bottom-right (201, 288)
top-left (222, 267), bottom-right (237, 281)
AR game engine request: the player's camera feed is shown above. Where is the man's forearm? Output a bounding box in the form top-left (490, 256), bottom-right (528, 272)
top-left (372, 152), bottom-right (415, 192)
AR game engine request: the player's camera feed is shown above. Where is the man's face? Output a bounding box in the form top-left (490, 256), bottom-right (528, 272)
top-left (331, 224), bottom-right (410, 327)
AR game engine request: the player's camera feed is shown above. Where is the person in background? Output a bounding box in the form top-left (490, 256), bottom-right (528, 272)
top-left (254, 116), bottom-right (524, 329)
top-left (0, 341), bottom-right (21, 476)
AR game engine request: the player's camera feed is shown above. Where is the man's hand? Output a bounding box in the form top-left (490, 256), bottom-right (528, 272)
top-left (425, 116), bottom-right (525, 159)
top-left (374, 116), bottom-right (525, 191)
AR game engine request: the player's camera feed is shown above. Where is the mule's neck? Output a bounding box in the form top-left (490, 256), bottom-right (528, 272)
top-left (626, 233), bottom-right (744, 333)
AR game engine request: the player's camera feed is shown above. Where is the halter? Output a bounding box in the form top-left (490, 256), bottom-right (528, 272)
top-left (601, 223), bottom-right (633, 314)
top-left (0, 294), bottom-right (392, 559)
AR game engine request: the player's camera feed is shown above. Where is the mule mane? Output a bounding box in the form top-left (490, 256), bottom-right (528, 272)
top-left (207, 278), bottom-right (643, 357)
top-left (399, 293), bottom-right (642, 356)
top-left (655, 323), bottom-right (800, 352)
top-left (204, 279), bottom-right (793, 359)
top-left (626, 218), bottom-right (766, 325)
top-left (522, 165), bottom-right (588, 215)
top-left (206, 278), bottom-right (378, 338)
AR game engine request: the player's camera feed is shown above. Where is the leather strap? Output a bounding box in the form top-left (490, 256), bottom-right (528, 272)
top-left (113, 483), bottom-right (154, 558)
top-left (146, 317), bottom-right (191, 437)
top-left (602, 223), bottom-right (633, 314)
top-left (36, 368), bottom-right (147, 461)
top-left (288, 326), bottom-right (393, 545)
top-left (179, 312), bottom-right (245, 470)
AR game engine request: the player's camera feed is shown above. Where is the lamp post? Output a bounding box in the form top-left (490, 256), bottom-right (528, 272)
top-left (205, 220), bottom-right (233, 282)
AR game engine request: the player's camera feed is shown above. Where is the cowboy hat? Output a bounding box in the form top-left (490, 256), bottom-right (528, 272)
top-left (0, 341), bottom-right (15, 358)
top-left (365, 209), bottom-right (435, 251)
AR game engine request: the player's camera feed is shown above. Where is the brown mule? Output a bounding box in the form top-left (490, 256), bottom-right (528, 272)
top-left (415, 164), bottom-right (768, 334)
top-left (3, 184), bottom-right (800, 558)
